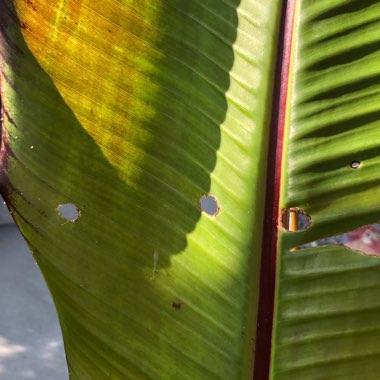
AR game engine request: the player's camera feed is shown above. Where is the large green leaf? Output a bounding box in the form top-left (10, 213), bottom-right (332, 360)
top-left (272, 1), bottom-right (380, 379)
top-left (0, 0), bottom-right (281, 379)
top-left (2, 0), bottom-right (380, 379)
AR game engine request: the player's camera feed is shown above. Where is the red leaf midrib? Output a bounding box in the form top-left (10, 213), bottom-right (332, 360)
top-left (253, 1), bottom-right (296, 379)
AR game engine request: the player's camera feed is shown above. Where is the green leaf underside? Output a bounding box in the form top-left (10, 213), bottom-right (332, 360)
top-left (0, 1), bottom-right (281, 379)
top-left (273, 1), bottom-right (380, 379)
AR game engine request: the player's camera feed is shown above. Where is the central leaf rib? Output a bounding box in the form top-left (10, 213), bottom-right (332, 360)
top-left (254, 1), bottom-right (297, 379)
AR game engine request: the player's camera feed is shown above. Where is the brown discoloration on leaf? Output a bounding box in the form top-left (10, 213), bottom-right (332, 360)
top-left (0, 87), bottom-right (15, 188)
top-left (0, 135), bottom-right (13, 190)
top-left (24, 0), bottom-right (37, 12)
top-left (171, 300), bottom-right (182, 310)
top-left (0, 1), bottom-right (24, 57)
top-left (3, 108), bottom-right (17, 128)
top-left (0, 68), bottom-right (15, 89)
top-left (13, 0), bottom-right (163, 176)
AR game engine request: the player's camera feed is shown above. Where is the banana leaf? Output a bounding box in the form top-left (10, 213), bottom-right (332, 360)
top-left (1, 1), bottom-right (380, 379)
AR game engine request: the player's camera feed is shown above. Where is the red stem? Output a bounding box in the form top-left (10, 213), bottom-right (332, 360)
top-left (253, 1), bottom-right (296, 379)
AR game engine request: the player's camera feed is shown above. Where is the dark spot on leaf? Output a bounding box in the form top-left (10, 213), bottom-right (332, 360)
top-left (25, 0), bottom-right (37, 11)
top-left (171, 301), bottom-right (182, 310)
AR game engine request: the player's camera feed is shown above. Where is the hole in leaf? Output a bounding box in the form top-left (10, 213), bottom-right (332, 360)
top-left (350, 160), bottom-right (361, 169)
top-left (297, 223), bottom-right (380, 256)
top-left (199, 195), bottom-right (219, 216)
top-left (281, 208), bottom-right (311, 232)
top-left (57, 203), bottom-right (80, 222)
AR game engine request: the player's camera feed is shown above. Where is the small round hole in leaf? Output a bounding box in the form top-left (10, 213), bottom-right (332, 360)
top-left (57, 203), bottom-right (80, 222)
top-left (199, 195), bottom-right (219, 216)
top-left (350, 161), bottom-right (360, 169)
top-left (281, 208), bottom-right (311, 232)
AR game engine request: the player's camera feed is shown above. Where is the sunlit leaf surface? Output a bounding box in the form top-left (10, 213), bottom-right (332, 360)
top-left (0, 1), bottom-right (281, 378)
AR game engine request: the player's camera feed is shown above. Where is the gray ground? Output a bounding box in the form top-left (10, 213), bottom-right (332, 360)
top-left (0, 199), bottom-right (68, 380)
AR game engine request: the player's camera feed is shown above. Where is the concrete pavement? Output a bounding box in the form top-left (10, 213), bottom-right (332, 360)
top-left (0, 201), bottom-right (68, 380)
